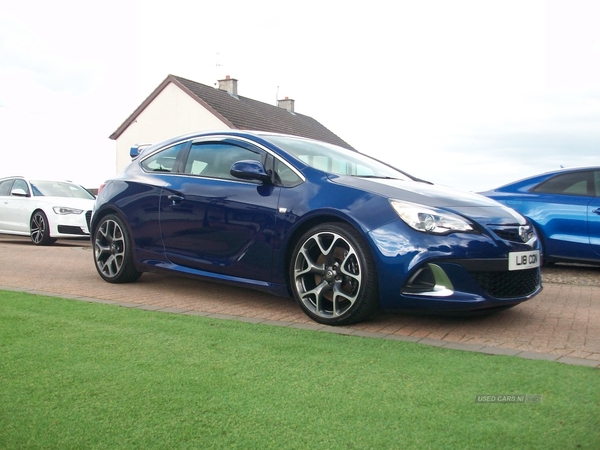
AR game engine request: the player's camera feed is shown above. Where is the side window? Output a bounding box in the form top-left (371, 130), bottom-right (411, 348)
top-left (183, 142), bottom-right (262, 180)
top-left (0, 180), bottom-right (13, 196)
top-left (141, 143), bottom-right (186, 173)
top-left (273, 159), bottom-right (302, 187)
top-left (11, 179), bottom-right (30, 196)
top-left (532, 172), bottom-right (594, 196)
top-left (595, 171), bottom-right (600, 197)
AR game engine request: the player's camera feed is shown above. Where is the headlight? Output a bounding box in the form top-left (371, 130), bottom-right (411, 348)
top-left (52, 207), bottom-right (84, 215)
top-left (390, 200), bottom-right (473, 234)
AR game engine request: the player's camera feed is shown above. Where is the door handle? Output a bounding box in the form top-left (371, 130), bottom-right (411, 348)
top-left (593, 208), bottom-right (600, 215)
top-left (168, 195), bottom-right (184, 205)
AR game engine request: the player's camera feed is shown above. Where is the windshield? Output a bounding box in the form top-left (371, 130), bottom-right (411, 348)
top-left (31, 181), bottom-right (95, 199)
top-left (262, 135), bottom-right (412, 180)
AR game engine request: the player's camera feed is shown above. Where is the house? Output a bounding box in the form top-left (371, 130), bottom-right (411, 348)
top-left (109, 74), bottom-right (355, 173)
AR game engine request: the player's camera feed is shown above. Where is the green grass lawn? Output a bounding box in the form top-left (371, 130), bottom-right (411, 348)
top-left (1, 291), bottom-right (599, 449)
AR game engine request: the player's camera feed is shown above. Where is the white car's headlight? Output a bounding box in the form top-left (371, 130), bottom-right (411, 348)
top-left (390, 200), bottom-right (473, 234)
top-left (53, 207), bottom-right (84, 215)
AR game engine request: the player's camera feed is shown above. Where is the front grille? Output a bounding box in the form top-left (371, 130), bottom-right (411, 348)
top-left (488, 225), bottom-right (533, 243)
top-left (492, 229), bottom-right (521, 242)
top-left (85, 210), bottom-right (92, 231)
top-left (469, 268), bottom-right (540, 299)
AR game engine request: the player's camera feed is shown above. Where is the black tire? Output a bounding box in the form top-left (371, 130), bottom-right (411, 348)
top-left (93, 214), bottom-right (141, 283)
top-left (290, 223), bottom-right (379, 325)
top-left (30, 210), bottom-right (57, 246)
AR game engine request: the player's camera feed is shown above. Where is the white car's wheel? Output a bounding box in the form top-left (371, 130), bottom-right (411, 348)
top-left (30, 211), bottom-right (56, 246)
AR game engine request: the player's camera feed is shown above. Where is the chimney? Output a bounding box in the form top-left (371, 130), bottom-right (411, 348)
top-left (277, 96), bottom-right (295, 113)
top-left (217, 75), bottom-right (238, 97)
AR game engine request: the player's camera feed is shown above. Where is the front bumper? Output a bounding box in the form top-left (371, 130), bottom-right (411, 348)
top-left (50, 210), bottom-right (92, 238)
top-left (367, 220), bottom-right (542, 313)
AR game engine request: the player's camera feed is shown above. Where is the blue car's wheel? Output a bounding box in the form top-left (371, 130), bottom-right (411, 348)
top-left (291, 223), bottom-right (379, 325)
top-left (93, 214), bottom-right (141, 283)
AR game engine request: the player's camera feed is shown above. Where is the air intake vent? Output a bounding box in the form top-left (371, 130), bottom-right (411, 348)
top-left (469, 268), bottom-right (540, 298)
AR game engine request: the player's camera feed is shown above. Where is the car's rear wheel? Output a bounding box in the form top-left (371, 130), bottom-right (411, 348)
top-left (290, 223), bottom-right (379, 325)
top-left (93, 214), bottom-right (141, 283)
top-left (30, 210), bottom-right (56, 246)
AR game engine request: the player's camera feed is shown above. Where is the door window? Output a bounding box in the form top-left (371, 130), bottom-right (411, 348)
top-left (184, 142), bottom-right (262, 180)
top-left (11, 179), bottom-right (29, 196)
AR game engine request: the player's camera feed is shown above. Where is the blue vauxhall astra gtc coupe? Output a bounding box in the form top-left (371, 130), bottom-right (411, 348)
top-left (480, 166), bottom-right (600, 266)
top-left (91, 131), bottom-right (542, 325)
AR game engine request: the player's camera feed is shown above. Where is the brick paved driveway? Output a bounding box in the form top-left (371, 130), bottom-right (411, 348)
top-left (1, 235), bottom-right (599, 365)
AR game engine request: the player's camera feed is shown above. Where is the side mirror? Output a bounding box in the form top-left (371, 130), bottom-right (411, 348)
top-left (230, 160), bottom-right (271, 183)
top-left (11, 188), bottom-right (28, 197)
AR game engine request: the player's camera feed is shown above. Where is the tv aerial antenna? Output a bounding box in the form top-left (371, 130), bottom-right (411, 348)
top-left (214, 52), bottom-right (224, 86)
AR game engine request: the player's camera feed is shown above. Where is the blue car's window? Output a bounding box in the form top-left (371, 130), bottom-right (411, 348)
top-left (263, 135), bottom-right (410, 180)
top-left (532, 171), bottom-right (595, 196)
top-left (184, 143), bottom-right (262, 180)
top-left (141, 143), bottom-right (185, 173)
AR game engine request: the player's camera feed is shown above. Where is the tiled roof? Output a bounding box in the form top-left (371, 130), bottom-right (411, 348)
top-left (110, 74), bottom-right (355, 150)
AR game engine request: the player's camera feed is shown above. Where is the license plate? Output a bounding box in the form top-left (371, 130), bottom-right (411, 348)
top-left (508, 250), bottom-right (540, 271)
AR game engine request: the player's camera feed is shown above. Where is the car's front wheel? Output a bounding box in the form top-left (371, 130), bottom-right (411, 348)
top-left (93, 214), bottom-right (141, 283)
top-left (290, 223), bottom-right (379, 325)
top-left (30, 210), bottom-right (56, 246)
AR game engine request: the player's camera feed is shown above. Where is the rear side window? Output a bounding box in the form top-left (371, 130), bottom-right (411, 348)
top-left (141, 143), bottom-right (186, 173)
top-left (532, 171), bottom-right (594, 196)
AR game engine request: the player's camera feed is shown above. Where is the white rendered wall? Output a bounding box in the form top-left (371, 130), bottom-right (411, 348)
top-left (114, 83), bottom-right (230, 174)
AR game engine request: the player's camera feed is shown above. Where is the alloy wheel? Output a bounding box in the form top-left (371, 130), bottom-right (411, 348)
top-left (94, 217), bottom-right (126, 279)
top-left (293, 230), bottom-right (363, 320)
top-left (30, 212), bottom-right (47, 245)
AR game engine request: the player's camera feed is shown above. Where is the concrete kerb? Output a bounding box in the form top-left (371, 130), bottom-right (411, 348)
top-left (2, 286), bottom-right (599, 369)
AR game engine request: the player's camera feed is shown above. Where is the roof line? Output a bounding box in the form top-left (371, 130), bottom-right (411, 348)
top-left (170, 76), bottom-right (236, 130)
top-left (108, 75), bottom-right (236, 140)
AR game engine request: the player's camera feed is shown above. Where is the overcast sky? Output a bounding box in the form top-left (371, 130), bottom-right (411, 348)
top-left (1, 0), bottom-right (598, 191)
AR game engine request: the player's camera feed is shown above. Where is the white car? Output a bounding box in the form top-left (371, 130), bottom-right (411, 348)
top-left (0, 176), bottom-right (96, 245)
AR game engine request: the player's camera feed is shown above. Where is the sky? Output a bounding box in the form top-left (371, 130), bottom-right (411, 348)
top-left (0, 0), bottom-right (599, 191)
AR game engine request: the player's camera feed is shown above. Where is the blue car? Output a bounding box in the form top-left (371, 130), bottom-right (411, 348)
top-left (91, 131), bottom-right (541, 325)
top-left (481, 167), bottom-right (600, 266)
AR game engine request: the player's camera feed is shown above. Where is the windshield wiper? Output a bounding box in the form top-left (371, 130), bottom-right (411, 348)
top-left (355, 175), bottom-right (400, 180)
